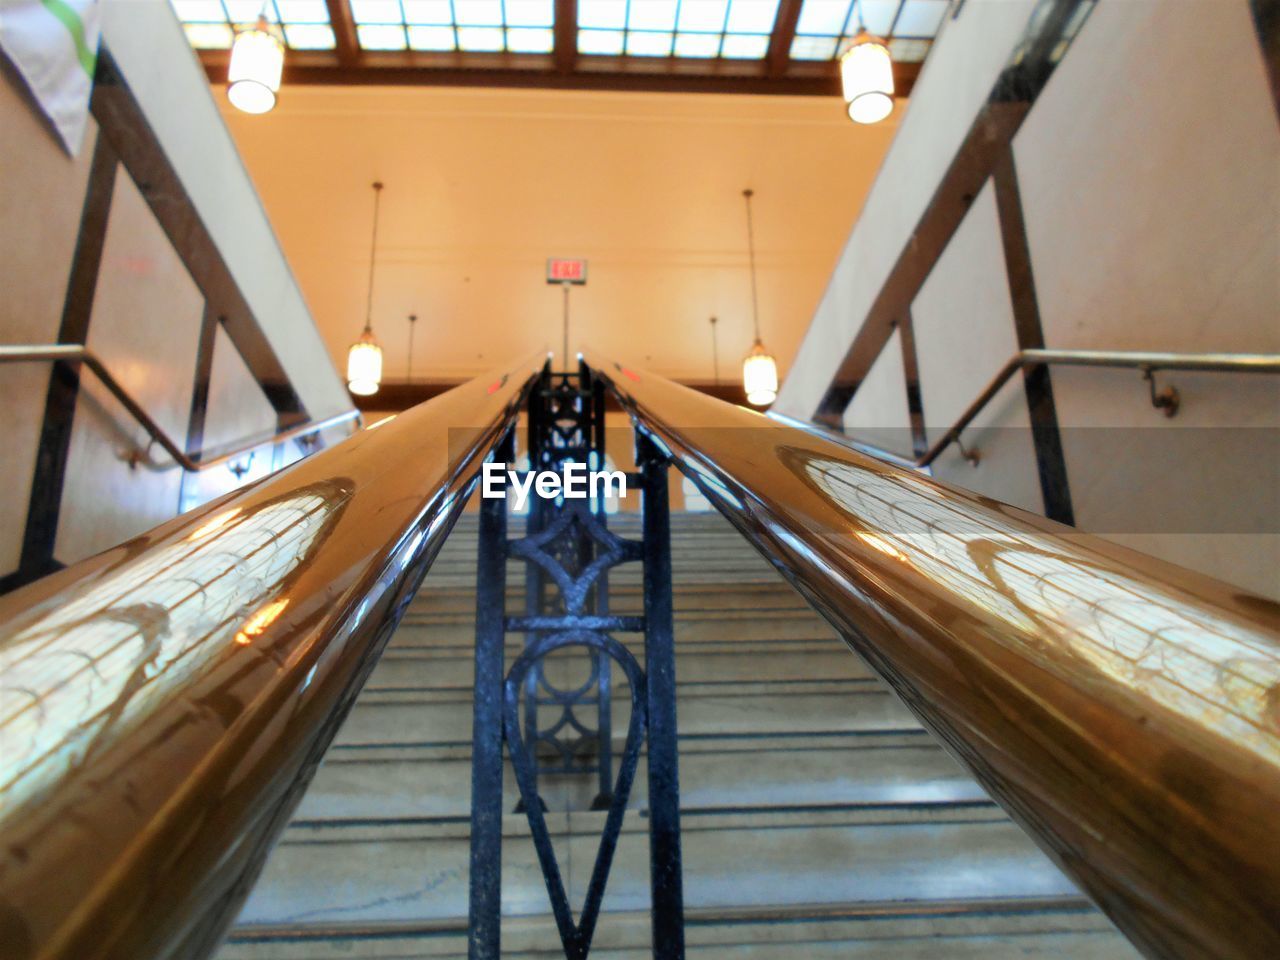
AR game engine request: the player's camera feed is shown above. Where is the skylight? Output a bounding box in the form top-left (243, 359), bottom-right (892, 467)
top-left (577, 0), bottom-right (780, 60)
top-left (348, 0), bottom-right (555, 53)
top-left (790, 0), bottom-right (948, 63)
top-left (171, 0), bottom-right (336, 51)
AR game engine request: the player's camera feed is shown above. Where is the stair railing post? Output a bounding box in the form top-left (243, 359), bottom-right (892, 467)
top-left (638, 432), bottom-right (686, 959)
top-left (467, 427), bottom-right (515, 960)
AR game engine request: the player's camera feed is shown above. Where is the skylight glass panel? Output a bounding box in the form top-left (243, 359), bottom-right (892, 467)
top-left (578, 28), bottom-right (625, 54)
top-left (791, 0), bottom-right (948, 61)
top-left (789, 34), bottom-right (836, 60)
top-left (170, 0), bottom-right (335, 50)
top-left (678, 0), bottom-right (728, 33)
top-left (173, 0), bottom-right (226, 22)
top-left (285, 23), bottom-right (336, 48)
top-left (348, 0), bottom-right (561, 52)
top-left (508, 26), bottom-right (554, 51)
top-left (628, 0), bottom-right (677, 32)
top-left (894, 0), bottom-right (949, 37)
top-left (674, 32), bottom-right (720, 58)
top-left (184, 22), bottom-right (234, 48)
top-left (457, 25), bottom-right (505, 50)
top-left (720, 32), bottom-right (769, 59)
top-left (408, 24), bottom-right (456, 49)
top-left (224, 0), bottom-right (269, 20)
top-left (455, 0), bottom-right (504, 27)
top-left (507, 0), bottom-right (554, 27)
top-left (350, 0), bottom-right (403, 24)
top-left (579, 0), bottom-right (627, 29)
top-left (725, 0), bottom-right (778, 34)
top-left (579, 0), bottom-right (776, 60)
top-left (627, 31), bottom-right (674, 56)
top-left (275, 0), bottom-right (328, 22)
top-left (402, 0), bottom-right (453, 24)
top-left (888, 37), bottom-right (931, 61)
top-left (357, 23), bottom-right (408, 48)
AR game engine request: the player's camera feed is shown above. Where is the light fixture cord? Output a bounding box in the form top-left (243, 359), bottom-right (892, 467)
top-left (855, 0), bottom-right (865, 31)
top-left (364, 182), bottom-right (384, 335)
top-left (743, 189), bottom-right (762, 343)
top-left (710, 316), bottom-right (720, 384)
top-left (407, 314), bottom-right (416, 380)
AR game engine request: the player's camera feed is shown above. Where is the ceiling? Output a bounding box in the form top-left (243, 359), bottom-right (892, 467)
top-left (217, 84), bottom-right (901, 388)
top-left (174, 0), bottom-right (949, 95)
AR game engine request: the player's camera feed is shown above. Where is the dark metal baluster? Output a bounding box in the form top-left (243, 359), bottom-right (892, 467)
top-left (639, 434), bottom-right (686, 959)
top-left (467, 429), bottom-right (514, 960)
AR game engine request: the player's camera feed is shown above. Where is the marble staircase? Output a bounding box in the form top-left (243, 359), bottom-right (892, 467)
top-left (215, 510), bottom-right (1139, 959)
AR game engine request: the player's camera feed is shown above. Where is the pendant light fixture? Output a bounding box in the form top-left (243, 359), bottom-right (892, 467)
top-left (227, 8), bottom-right (284, 115)
top-left (839, 2), bottom-right (895, 125)
top-left (740, 189), bottom-right (778, 408)
top-left (347, 182), bottom-right (385, 397)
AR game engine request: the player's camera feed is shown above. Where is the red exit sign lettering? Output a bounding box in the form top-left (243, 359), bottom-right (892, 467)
top-left (547, 258), bottom-right (587, 285)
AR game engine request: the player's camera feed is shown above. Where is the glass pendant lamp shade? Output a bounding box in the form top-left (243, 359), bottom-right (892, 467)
top-left (840, 32), bottom-right (895, 125)
top-left (743, 340), bottom-right (778, 407)
top-left (228, 17), bottom-right (284, 115)
top-left (347, 328), bottom-right (382, 396)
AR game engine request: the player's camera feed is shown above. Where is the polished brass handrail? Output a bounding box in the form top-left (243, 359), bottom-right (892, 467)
top-left (0, 343), bottom-right (362, 470)
top-left (587, 353), bottom-right (1280, 960)
top-left (0, 353), bottom-right (543, 960)
top-left (796, 347), bottom-right (1280, 469)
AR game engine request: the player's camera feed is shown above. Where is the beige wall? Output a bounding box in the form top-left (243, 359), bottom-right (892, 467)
top-left (0, 76), bottom-right (99, 572)
top-left (218, 85), bottom-right (901, 386)
top-left (0, 0), bottom-right (350, 577)
top-left (780, 0), bottom-right (1280, 598)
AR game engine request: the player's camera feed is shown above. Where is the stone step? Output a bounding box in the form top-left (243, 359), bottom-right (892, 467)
top-left (293, 738), bottom-right (989, 822)
top-left (331, 679), bottom-right (918, 750)
top-left (218, 897), bottom-right (1139, 959)
top-left (228, 805), bottom-right (1098, 929)
top-left (387, 616), bottom-right (841, 648)
top-left (403, 583), bottom-right (815, 616)
top-left (367, 645), bottom-right (870, 689)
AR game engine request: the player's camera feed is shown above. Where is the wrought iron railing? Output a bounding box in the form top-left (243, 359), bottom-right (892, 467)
top-left (0, 343), bottom-right (361, 471)
top-left (587, 353), bottom-right (1280, 960)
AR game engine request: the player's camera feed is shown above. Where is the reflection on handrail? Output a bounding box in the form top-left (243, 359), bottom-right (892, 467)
top-left (0, 343), bottom-right (361, 471)
top-left (0, 352), bottom-right (543, 960)
top-left (800, 347), bottom-right (1280, 468)
top-left (588, 354), bottom-right (1280, 960)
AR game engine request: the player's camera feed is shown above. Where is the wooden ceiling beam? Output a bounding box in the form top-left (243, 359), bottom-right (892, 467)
top-left (554, 0), bottom-right (577, 74)
top-left (766, 0), bottom-right (803, 79)
top-left (324, 0), bottom-right (360, 68)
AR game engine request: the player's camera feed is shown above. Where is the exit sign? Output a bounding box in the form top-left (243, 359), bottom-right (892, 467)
top-left (547, 258), bottom-right (587, 285)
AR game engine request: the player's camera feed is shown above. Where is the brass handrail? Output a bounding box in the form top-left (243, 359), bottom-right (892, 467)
top-left (797, 347), bottom-right (1280, 469)
top-left (0, 352), bottom-right (544, 960)
top-left (0, 343), bottom-right (362, 470)
top-left (587, 353), bottom-right (1280, 960)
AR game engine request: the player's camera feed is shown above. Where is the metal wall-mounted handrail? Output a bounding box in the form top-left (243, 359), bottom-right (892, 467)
top-left (811, 347), bottom-right (1280, 470)
top-left (0, 352), bottom-right (544, 960)
top-left (0, 343), bottom-right (362, 471)
top-left (588, 353), bottom-right (1280, 960)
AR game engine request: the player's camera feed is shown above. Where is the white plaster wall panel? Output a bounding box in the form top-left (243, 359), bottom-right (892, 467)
top-left (55, 171), bottom-right (203, 565)
top-left (1012, 0), bottom-right (1280, 596)
top-left (1015, 0), bottom-right (1280, 359)
top-left (179, 325), bottom-right (280, 511)
top-left (912, 182), bottom-right (1043, 514)
top-left (776, 0), bottom-right (1040, 417)
top-left (98, 0), bottom-right (352, 422)
top-left (0, 77), bottom-right (99, 572)
top-left (842, 327), bottom-right (913, 456)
